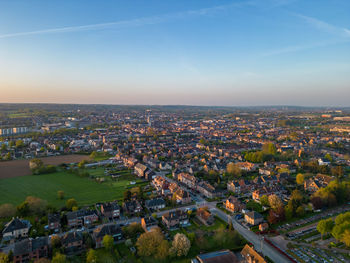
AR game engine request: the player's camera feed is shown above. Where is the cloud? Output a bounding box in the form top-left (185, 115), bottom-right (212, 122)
top-left (0, 2), bottom-right (245, 39)
top-left (261, 40), bottom-right (350, 56)
top-left (262, 14), bottom-right (350, 56)
top-left (295, 14), bottom-right (350, 38)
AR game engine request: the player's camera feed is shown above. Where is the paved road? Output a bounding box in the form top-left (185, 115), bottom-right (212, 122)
top-left (211, 208), bottom-right (293, 263)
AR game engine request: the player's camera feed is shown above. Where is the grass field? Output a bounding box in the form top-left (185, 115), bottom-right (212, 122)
top-left (0, 168), bottom-right (145, 207)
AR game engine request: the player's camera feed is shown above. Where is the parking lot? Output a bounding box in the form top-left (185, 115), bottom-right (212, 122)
top-left (278, 205), bottom-right (350, 233)
top-left (287, 246), bottom-right (349, 263)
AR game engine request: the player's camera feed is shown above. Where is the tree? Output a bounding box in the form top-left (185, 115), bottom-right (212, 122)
top-left (51, 235), bottom-right (61, 249)
top-left (262, 143), bottom-right (277, 155)
top-left (1, 143), bottom-right (7, 152)
top-left (15, 140), bottom-right (24, 148)
top-left (35, 259), bottom-right (51, 263)
top-left (296, 206), bottom-right (305, 217)
top-left (136, 228), bottom-right (165, 257)
top-left (311, 196), bottom-right (323, 210)
top-left (296, 173), bottom-right (305, 185)
top-left (52, 252), bottom-right (66, 263)
top-left (341, 229), bottom-right (350, 247)
top-left (332, 222), bottom-right (350, 240)
top-left (226, 162), bottom-right (241, 177)
top-left (260, 195), bottom-right (269, 207)
top-left (0, 252), bottom-right (9, 263)
top-left (0, 203), bottom-right (16, 218)
top-left (86, 249), bottom-right (98, 263)
top-left (170, 233), bottom-right (191, 257)
top-left (317, 218), bottom-right (334, 238)
top-left (16, 201), bottom-right (30, 217)
top-left (124, 190), bottom-right (132, 201)
top-left (29, 158), bottom-right (43, 170)
top-left (268, 194), bottom-right (283, 210)
top-left (66, 198), bottom-right (77, 210)
top-left (25, 196), bottom-right (47, 215)
top-left (102, 235), bottom-right (114, 251)
top-left (156, 240), bottom-right (170, 260)
top-left (57, 190), bottom-right (64, 200)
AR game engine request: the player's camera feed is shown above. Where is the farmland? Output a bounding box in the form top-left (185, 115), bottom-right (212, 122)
top-left (0, 168), bottom-right (144, 207)
top-left (0, 154), bottom-right (91, 179)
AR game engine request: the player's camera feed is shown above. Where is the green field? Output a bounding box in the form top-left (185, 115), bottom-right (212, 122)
top-left (0, 169), bottom-right (144, 207)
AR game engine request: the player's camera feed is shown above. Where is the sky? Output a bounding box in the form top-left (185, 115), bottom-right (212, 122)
top-left (0, 0), bottom-right (349, 106)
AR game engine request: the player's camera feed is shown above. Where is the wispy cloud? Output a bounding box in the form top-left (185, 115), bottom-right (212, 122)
top-left (262, 14), bottom-right (350, 56)
top-left (262, 40), bottom-right (350, 56)
top-left (0, 2), bottom-right (245, 39)
top-left (296, 14), bottom-right (350, 38)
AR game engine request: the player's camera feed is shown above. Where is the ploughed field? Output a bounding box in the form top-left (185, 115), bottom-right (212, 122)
top-left (0, 166), bottom-right (144, 207)
top-left (0, 154), bottom-right (90, 179)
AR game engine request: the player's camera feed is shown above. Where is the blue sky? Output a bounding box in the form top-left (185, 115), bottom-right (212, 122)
top-left (0, 0), bottom-right (349, 106)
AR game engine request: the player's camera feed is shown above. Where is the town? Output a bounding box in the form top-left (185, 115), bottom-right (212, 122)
top-left (0, 104), bottom-right (349, 263)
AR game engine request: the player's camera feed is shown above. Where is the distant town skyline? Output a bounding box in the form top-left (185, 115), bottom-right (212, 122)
top-left (0, 0), bottom-right (349, 106)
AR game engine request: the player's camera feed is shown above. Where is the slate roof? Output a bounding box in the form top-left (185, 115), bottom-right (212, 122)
top-left (3, 218), bottom-right (28, 234)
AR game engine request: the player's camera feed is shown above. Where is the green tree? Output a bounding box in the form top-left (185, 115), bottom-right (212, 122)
top-left (260, 195), bottom-right (269, 206)
top-left (15, 140), bottom-right (24, 148)
top-left (296, 173), bottom-right (305, 185)
top-left (1, 144), bottom-right (7, 152)
top-left (0, 252), bottom-right (9, 263)
top-left (57, 190), bottom-right (65, 200)
top-left (0, 203), bottom-right (16, 218)
top-left (317, 218), bottom-right (334, 238)
top-left (66, 198), bottom-right (77, 210)
top-left (52, 252), bottom-right (66, 263)
top-left (226, 162), bottom-right (241, 177)
top-left (102, 235), bottom-right (114, 251)
top-left (341, 229), bottom-right (350, 247)
top-left (262, 143), bottom-right (277, 155)
top-left (136, 228), bottom-right (165, 257)
top-left (296, 206), bottom-right (305, 217)
top-left (86, 249), bottom-right (98, 263)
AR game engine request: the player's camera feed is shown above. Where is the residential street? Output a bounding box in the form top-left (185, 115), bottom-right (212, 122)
top-left (211, 208), bottom-right (294, 263)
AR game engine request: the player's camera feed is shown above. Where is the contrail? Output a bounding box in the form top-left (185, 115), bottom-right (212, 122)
top-left (0, 2), bottom-right (244, 39)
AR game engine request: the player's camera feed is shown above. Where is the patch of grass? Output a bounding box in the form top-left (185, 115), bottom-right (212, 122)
top-left (0, 169), bottom-right (145, 207)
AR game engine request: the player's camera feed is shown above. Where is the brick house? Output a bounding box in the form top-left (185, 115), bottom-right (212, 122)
top-left (101, 202), bottom-right (120, 219)
top-left (93, 224), bottom-right (123, 248)
top-left (244, 211), bottom-right (264, 226)
top-left (225, 196), bottom-right (245, 213)
top-left (13, 237), bottom-right (48, 263)
top-left (162, 210), bottom-right (189, 229)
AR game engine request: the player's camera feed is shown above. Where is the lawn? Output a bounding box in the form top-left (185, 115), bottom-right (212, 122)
top-left (0, 168), bottom-right (145, 207)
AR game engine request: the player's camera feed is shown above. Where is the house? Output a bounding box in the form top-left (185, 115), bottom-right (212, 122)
top-left (196, 208), bottom-right (214, 226)
top-left (304, 179), bottom-right (322, 193)
top-left (61, 231), bottom-right (84, 254)
top-left (318, 158), bottom-right (331, 166)
top-left (159, 162), bottom-right (172, 170)
top-left (13, 237), bottom-right (49, 263)
top-left (145, 198), bottom-right (166, 210)
top-left (67, 209), bottom-right (99, 228)
top-left (141, 216), bottom-right (159, 232)
top-left (134, 163), bottom-right (148, 177)
top-left (162, 210), bottom-right (189, 229)
top-left (101, 202), bottom-right (120, 219)
top-left (174, 189), bottom-right (192, 204)
top-left (48, 213), bottom-right (61, 232)
top-left (93, 224), bottom-right (123, 248)
top-left (191, 250), bottom-right (238, 263)
top-left (197, 181), bottom-right (222, 199)
top-left (178, 173), bottom-right (197, 189)
top-left (245, 211), bottom-right (264, 226)
top-left (259, 222), bottom-right (269, 231)
top-left (2, 218), bottom-right (31, 241)
top-left (227, 181), bottom-right (241, 194)
top-left (241, 244), bottom-right (266, 263)
top-left (225, 196), bottom-right (245, 213)
top-left (123, 200), bottom-right (142, 215)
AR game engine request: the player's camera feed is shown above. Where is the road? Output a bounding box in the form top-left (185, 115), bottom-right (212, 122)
top-left (211, 208), bottom-right (294, 263)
